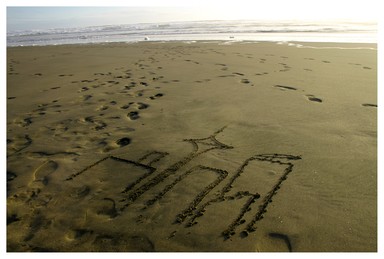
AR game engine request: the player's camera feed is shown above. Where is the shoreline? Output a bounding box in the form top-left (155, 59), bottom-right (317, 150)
top-left (6, 40), bottom-right (378, 50)
top-left (7, 41), bottom-right (377, 251)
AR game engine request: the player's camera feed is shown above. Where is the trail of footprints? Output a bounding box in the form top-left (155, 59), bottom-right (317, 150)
top-left (273, 85), bottom-right (323, 103)
top-left (7, 44), bottom-right (375, 109)
top-left (7, 46), bottom-right (376, 160)
top-left (215, 51), bottom-right (374, 107)
top-left (9, 60), bottom-right (168, 155)
top-left (211, 53), bottom-right (375, 108)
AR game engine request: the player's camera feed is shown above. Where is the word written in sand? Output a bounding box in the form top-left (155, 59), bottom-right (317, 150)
top-left (66, 127), bottom-right (301, 239)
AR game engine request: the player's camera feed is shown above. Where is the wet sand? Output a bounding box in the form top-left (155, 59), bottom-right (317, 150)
top-left (6, 41), bottom-right (377, 252)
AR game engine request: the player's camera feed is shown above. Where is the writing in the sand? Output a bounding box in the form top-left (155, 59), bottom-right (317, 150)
top-left (66, 127), bottom-right (301, 239)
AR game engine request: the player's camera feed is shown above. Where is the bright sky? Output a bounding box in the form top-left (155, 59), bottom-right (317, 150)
top-left (5, 0), bottom-right (379, 31)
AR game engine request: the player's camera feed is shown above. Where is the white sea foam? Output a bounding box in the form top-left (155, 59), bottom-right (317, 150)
top-left (6, 20), bottom-right (377, 47)
top-left (278, 41), bottom-right (377, 50)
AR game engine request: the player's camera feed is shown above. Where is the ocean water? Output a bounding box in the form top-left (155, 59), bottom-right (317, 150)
top-left (6, 20), bottom-right (377, 47)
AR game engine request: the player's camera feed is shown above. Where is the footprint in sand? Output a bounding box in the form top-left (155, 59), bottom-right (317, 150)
top-left (82, 116), bottom-right (108, 131)
top-left (152, 76), bottom-right (164, 81)
top-left (116, 137), bottom-right (131, 147)
top-left (120, 102), bottom-right (134, 109)
top-left (255, 72), bottom-right (269, 76)
top-left (240, 79), bottom-right (251, 84)
top-left (127, 111), bottom-right (140, 120)
top-left (218, 75), bottom-right (235, 78)
top-left (132, 90), bottom-right (145, 97)
top-left (96, 105), bottom-right (109, 111)
top-left (69, 185), bottom-right (90, 199)
top-left (306, 95), bottom-right (322, 103)
top-left (14, 117), bottom-right (33, 127)
top-left (268, 232), bottom-right (293, 252)
top-left (90, 198), bottom-right (118, 218)
top-left (362, 103), bottom-right (377, 108)
top-left (7, 134), bottom-right (33, 156)
top-left (81, 79), bottom-right (97, 83)
top-left (30, 160), bottom-right (58, 188)
top-left (137, 102), bottom-right (149, 110)
top-left (120, 102), bottom-right (149, 110)
top-left (78, 87), bottom-right (89, 92)
top-left (149, 93), bottom-right (164, 100)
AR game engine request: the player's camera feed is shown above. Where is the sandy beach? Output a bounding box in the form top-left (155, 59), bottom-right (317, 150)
top-left (6, 41), bottom-right (377, 252)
